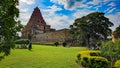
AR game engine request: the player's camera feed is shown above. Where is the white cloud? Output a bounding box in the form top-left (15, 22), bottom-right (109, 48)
top-left (87, 0), bottom-right (102, 5)
top-left (108, 2), bottom-right (116, 6)
top-left (106, 12), bottom-right (120, 31)
top-left (19, 12), bottom-right (31, 25)
top-left (33, 4), bottom-right (73, 29)
top-left (104, 7), bottom-right (113, 13)
top-left (42, 6), bottom-right (72, 29)
top-left (48, 5), bottom-right (62, 12)
top-left (50, 0), bottom-right (67, 8)
top-left (19, 0), bottom-right (35, 5)
top-left (73, 9), bottom-right (94, 18)
top-left (44, 15), bottom-right (72, 29)
top-left (107, 8), bottom-right (116, 13)
top-left (42, 5), bottom-right (63, 18)
top-left (50, 0), bottom-right (88, 10)
top-left (20, 8), bottom-right (29, 13)
top-left (18, 0), bottom-right (36, 26)
top-left (71, 2), bottom-right (88, 10)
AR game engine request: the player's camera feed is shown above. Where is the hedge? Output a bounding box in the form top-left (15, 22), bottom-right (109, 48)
top-left (77, 50), bottom-right (110, 68)
top-left (114, 60), bottom-right (120, 68)
top-left (15, 39), bottom-right (30, 49)
top-left (15, 39), bottom-right (30, 45)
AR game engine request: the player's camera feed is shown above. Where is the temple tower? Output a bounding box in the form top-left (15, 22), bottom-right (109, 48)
top-left (22, 7), bottom-right (54, 38)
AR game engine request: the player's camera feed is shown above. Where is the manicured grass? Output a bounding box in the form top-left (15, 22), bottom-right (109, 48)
top-left (0, 45), bottom-right (88, 68)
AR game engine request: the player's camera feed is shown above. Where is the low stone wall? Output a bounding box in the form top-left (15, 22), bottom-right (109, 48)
top-left (32, 29), bottom-right (70, 44)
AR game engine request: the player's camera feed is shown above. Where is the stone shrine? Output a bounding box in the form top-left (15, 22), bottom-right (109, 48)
top-left (22, 7), bottom-right (70, 44)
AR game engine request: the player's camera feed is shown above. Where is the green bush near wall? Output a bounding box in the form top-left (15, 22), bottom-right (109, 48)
top-left (15, 39), bottom-right (30, 49)
top-left (62, 41), bottom-right (67, 47)
top-left (114, 60), bottom-right (120, 68)
top-left (15, 39), bottom-right (30, 45)
top-left (54, 41), bottom-right (59, 46)
top-left (77, 50), bottom-right (110, 68)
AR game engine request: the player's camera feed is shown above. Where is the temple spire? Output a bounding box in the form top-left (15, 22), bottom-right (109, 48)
top-left (24, 7), bottom-right (47, 29)
top-left (30, 7), bottom-right (46, 25)
top-left (22, 7), bottom-right (52, 38)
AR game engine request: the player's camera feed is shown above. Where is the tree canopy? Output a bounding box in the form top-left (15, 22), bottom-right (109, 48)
top-left (70, 12), bottom-right (114, 46)
top-left (0, 0), bottom-right (23, 56)
top-left (113, 25), bottom-right (120, 39)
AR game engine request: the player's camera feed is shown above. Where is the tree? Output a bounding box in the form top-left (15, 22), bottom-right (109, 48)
top-left (0, 0), bottom-right (23, 56)
top-left (70, 16), bottom-right (90, 46)
top-left (70, 12), bottom-right (114, 46)
top-left (112, 25), bottom-right (120, 39)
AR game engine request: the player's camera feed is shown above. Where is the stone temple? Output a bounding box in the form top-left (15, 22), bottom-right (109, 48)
top-left (22, 7), bottom-right (70, 44)
top-left (22, 7), bottom-right (55, 37)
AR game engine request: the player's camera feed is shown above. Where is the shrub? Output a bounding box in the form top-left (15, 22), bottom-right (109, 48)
top-left (15, 39), bottom-right (30, 49)
top-left (77, 50), bottom-right (110, 68)
top-left (62, 41), bottom-right (67, 47)
top-left (54, 41), bottom-right (59, 46)
top-left (101, 39), bottom-right (120, 67)
top-left (90, 52), bottom-right (100, 56)
top-left (15, 39), bottom-right (30, 45)
top-left (114, 60), bottom-right (120, 68)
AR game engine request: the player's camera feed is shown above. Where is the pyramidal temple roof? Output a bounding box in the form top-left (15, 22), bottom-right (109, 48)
top-left (23, 7), bottom-right (48, 31)
top-left (29, 7), bottom-right (46, 25)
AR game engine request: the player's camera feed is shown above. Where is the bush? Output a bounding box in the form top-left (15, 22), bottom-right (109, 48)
top-left (114, 60), bottom-right (120, 68)
top-left (54, 41), bottom-right (59, 46)
top-left (101, 39), bottom-right (120, 67)
top-left (15, 39), bottom-right (30, 49)
top-left (62, 41), bottom-right (67, 47)
top-left (77, 50), bottom-right (110, 68)
top-left (15, 39), bottom-right (30, 45)
top-left (90, 52), bottom-right (100, 56)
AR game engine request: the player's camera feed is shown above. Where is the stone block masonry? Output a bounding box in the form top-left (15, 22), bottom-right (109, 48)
top-left (32, 29), bottom-right (70, 44)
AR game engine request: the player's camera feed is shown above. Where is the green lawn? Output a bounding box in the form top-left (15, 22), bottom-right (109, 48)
top-left (0, 45), bottom-right (87, 68)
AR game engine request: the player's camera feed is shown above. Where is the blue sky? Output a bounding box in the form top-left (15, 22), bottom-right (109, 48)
top-left (18, 0), bottom-right (120, 31)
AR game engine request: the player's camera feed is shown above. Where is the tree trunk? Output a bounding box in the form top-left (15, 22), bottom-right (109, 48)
top-left (87, 35), bottom-right (90, 48)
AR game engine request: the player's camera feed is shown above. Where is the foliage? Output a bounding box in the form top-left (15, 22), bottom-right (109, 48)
top-left (77, 50), bottom-right (110, 68)
top-left (70, 12), bottom-right (114, 46)
top-left (101, 39), bottom-right (120, 68)
top-left (113, 25), bottom-right (120, 39)
top-left (15, 39), bottom-right (30, 45)
top-left (114, 60), bottom-right (120, 68)
top-left (32, 43), bottom-right (54, 46)
top-left (0, 39), bottom-right (15, 56)
top-left (90, 51), bottom-right (101, 56)
top-left (15, 39), bottom-right (30, 49)
top-left (62, 41), bottom-right (67, 47)
top-left (0, 45), bottom-right (88, 68)
top-left (54, 41), bottom-right (59, 46)
top-left (0, 0), bottom-right (23, 56)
